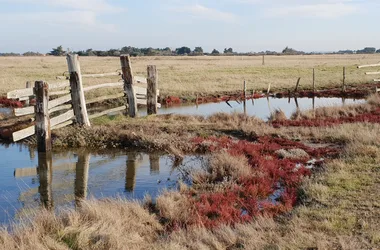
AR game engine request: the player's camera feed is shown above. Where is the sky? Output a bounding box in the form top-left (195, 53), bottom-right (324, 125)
top-left (0, 0), bottom-right (379, 53)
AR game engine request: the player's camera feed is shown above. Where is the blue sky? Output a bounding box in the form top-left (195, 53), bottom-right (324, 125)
top-left (0, 0), bottom-right (379, 53)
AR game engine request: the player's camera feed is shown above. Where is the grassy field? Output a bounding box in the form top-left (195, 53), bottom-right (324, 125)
top-left (1, 54), bottom-right (380, 98)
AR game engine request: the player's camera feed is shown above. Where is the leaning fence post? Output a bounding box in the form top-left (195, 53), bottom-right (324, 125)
top-left (295, 77), bottom-right (301, 93)
top-left (66, 54), bottom-right (90, 126)
top-left (312, 68), bottom-right (315, 93)
top-left (147, 65), bottom-right (158, 115)
top-left (34, 81), bottom-right (51, 153)
top-left (342, 67), bottom-right (346, 93)
top-left (120, 55), bottom-right (137, 117)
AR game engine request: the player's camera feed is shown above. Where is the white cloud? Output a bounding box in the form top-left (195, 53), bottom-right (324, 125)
top-left (265, 3), bottom-right (357, 19)
top-left (0, 0), bottom-right (122, 32)
top-left (171, 4), bottom-right (237, 22)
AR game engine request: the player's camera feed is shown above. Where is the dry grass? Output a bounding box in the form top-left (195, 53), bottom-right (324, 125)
top-left (1, 120), bottom-right (380, 249)
top-left (1, 54), bottom-right (379, 98)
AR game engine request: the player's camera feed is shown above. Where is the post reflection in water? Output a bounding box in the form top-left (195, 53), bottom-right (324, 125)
top-left (125, 153), bottom-right (137, 192)
top-left (74, 151), bottom-right (90, 207)
top-left (37, 152), bottom-right (53, 210)
top-left (149, 154), bottom-right (160, 175)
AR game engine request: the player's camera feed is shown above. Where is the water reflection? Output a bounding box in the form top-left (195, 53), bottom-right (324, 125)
top-left (125, 153), bottom-right (137, 192)
top-left (37, 152), bottom-right (53, 210)
top-left (74, 152), bottom-right (90, 207)
top-left (4, 144), bottom-right (204, 224)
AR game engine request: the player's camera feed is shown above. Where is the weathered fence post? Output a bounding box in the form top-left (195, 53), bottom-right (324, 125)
top-left (147, 65), bottom-right (158, 115)
top-left (243, 80), bottom-right (247, 99)
top-left (294, 77), bottom-right (301, 93)
top-left (342, 67), bottom-right (346, 93)
top-left (66, 54), bottom-right (90, 126)
top-left (120, 55), bottom-right (137, 117)
top-left (25, 81), bottom-right (32, 106)
top-left (262, 55), bottom-right (265, 65)
top-left (34, 81), bottom-right (51, 153)
top-left (267, 83), bottom-right (271, 95)
top-left (313, 68), bottom-right (315, 93)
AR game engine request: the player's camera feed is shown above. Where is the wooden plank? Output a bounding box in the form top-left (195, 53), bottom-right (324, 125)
top-left (49, 104), bottom-right (72, 114)
top-left (82, 72), bottom-right (121, 78)
top-left (83, 82), bottom-right (123, 92)
top-left (365, 72), bottom-right (380, 75)
top-left (120, 55), bottom-right (137, 118)
top-left (13, 126), bottom-right (35, 142)
top-left (67, 54), bottom-right (90, 127)
top-left (49, 94), bottom-right (71, 109)
top-left (51, 109), bottom-right (74, 127)
top-left (50, 90), bottom-right (70, 96)
top-left (14, 94), bottom-right (72, 117)
top-left (358, 63), bottom-right (380, 69)
top-left (35, 81), bottom-right (51, 153)
top-left (49, 81), bottom-right (70, 90)
top-left (86, 93), bottom-right (124, 105)
top-left (89, 106), bottom-right (126, 120)
top-left (136, 99), bottom-right (161, 108)
top-left (134, 76), bottom-right (147, 84)
top-left (24, 82), bottom-right (32, 105)
top-left (14, 106), bottom-right (34, 117)
top-left (7, 88), bottom-right (34, 99)
top-left (56, 76), bottom-right (69, 80)
top-left (52, 120), bottom-right (73, 130)
top-left (147, 65), bottom-right (158, 115)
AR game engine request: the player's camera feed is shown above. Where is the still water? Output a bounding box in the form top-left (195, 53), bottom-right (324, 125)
top-left (139, 97), bottom-right (365, 120)
top-left (0, 144), bottom-right (203, 225)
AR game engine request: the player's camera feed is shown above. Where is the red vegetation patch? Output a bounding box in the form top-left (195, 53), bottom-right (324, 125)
top-left (162, 136), bottom-right (337, 229)
top-left (272, 108), bottom-right (380, 127)
top-left (0, 97), bottom-right (23, 108)
top-left (164, 96), bottom-right (181, 105)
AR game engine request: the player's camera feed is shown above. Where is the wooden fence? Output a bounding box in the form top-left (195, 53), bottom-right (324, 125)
top-left (6, 54), bottom-right (160, 151)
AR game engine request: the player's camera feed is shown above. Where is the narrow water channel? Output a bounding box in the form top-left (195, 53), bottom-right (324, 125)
top-left (139, 97), bottom-right (365, 120)
top-left (0, 144), bottom-right (204, 225)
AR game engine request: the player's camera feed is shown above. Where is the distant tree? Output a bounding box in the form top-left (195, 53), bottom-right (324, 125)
top-left (357, 47), bottom-right (376, 54)
top-left (50, 45), bottom-right (66, 56)
top-left (376, 49), bottom-right (380, 53)
top-left (211, 49), bottom-right (220, 55)
top-left (282, 46), bottom-right (304, 55)
top-left (176, 46), bottom-right (191, 55)
top-left (23, 51), bottom-right (44, 56)
top-left (224, 48), bottom-right (234, 54)
top-left (193, 47), bottom-right (204, 55)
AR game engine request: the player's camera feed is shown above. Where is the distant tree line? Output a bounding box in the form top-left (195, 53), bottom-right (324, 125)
top-left (2, 45), bottom-right (380, 57)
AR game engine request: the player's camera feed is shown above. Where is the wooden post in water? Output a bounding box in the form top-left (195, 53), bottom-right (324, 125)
top-left (34, 81), bottom-right (51, 153)
top-left (66, 54), bottom-right (90, 126)
top-left (147, 65), bottom-right (158, 115)
top-left (120, 55), bottom-right (137, 118)
top-left (75, 151), bottom-right (90, 207)
top-left (243, 80), bottom-right (247, 99)
top-left (125, 153), bottom-right (137, 192)
top-left (267, 83), bottom-right (271, 95)
top-left (312, 68), bottom-right (315, 94)
top-left (37, 152), bottom-right (53, 210)
top-left (294, 77), bottom-right (301, 93)
top-left (342, 67), bottom-right (346, 93)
